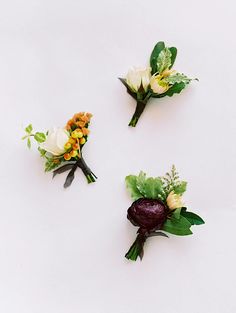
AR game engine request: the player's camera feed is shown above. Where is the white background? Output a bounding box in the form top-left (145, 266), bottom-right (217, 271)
top-left (0, 0), bottom-right (236, 312)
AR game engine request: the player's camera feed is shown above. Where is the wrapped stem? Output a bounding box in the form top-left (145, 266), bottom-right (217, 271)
top-left (128, 100), bottom-right (147, 127)
top-left (77, 156), bottom-right (97, 184)
top-left (125, 233), bottom-right (147, 261)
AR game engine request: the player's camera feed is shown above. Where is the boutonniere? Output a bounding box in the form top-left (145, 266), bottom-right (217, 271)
top-left (22, 112), bottom-right (97, 188)
top-left (120, 41), bottom-right (197, 127)
top-left (125, 166), bottom-right (204, 261)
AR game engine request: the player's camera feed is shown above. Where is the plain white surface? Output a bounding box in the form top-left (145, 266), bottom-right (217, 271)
top-left (0, 0), bottom-right (236, 312)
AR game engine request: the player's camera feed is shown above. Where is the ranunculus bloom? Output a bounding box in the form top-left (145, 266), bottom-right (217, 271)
top-left (41, 127), bottom-right (69, 156)
top-left (126, 67), bottom-right (151, 92)
top-left (150, 75), bottom-right (169, 94)
top-left (127, 198), bottom-right (167, 231)
top-left (166, 191), bottom-right (184, 210)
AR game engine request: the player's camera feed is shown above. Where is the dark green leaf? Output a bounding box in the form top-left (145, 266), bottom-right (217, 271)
top-left (174, 181), bottom-right (187, 195)
top-left (64, 165), bottom-right (78, 188)
top-left (181, 208), bottom-right (205, 225)
top-left (162, 215), bottom-right (192, 236)
top-left (169, 47), bottom-right (177, 68)
top-left (149, 231), bottom-right (169, 238)
top-left (53, 163), bottom-right (76, 178)
top-left (125, 175), bottom-right (143, 201)
top-left (172, 207), bottom-right (182, 219)
top-left (150, 41), bottom-right (165, 74)
top-left (34, 132), bottom-right (46, 143)
top-left (25, 124), bottom-right (32, 134)
top-left (27, 138), bottom-right (31, 149)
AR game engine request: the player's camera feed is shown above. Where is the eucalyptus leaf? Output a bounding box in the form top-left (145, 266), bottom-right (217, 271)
top-left (181, 208), bottom-right (205, 225)
top-left (162, 215), bottom-right (192, 236)
top-left (34, 132), bottom-right (46, 143)
top-left (150, 41), bottom-right (165, 74)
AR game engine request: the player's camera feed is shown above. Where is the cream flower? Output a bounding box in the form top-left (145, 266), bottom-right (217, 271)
top-left (126, 67), bottom-right (151, 92)
top-left (150, 75), bottom-right (169, 94)
top-left (41, 127), bottom-right (69, 156)
top-left (166, 191), bottom-right (184, 210)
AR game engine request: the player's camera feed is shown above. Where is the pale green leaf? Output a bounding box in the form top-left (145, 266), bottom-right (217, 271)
top-left (174, 181), bottom-right (187, 195)
top-left (25, 124), bottom-right (33, 134)
top-left (156, 48), bottom-right (172, 74)
top-left (164, 73), bottom-right (192, 85)
top-left (27, 138), bottom-right (31, 149)
top-left (34, 132), bottom-right (46, 143)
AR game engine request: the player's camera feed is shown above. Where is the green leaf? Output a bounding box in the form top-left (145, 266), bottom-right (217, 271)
top-left (125, 175), bottom-right (143, 201)
top-left (172, 207), bottom-right (182, 219)
top-left (181, 208), bottom-right (205, 225)
top-left (150, 41), bottom-right (165, 74)
top-left (135, 171), bottom-right (146, 195)
top-left (143, 177), bottom-right (164, 199)
top-left (25, 124), bottom-right (33, 134)
top-left (169, 47), bottom-right (177, 68)
top-left (174, 181), bottom-right (187, 195)
top-left (34, 132), bottom-right (46, 143)
top-left (164, 73), bottom-right (192, 85)
top-left (27, 138), bottom-right (31, 149)
top-left (162, 215), bottom-right (192, 236)
top-left (156, 48), bottom-right (172, 74)
top-left (38, 147), bottom-right (46, 157)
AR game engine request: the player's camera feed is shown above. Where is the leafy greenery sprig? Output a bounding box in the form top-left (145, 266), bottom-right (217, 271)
top-left (22, 113), bottom-right (97, 188)
top-left (125, 166), bottom-right (204, 261)
top-left (120, 41), bottom-right (197, 127)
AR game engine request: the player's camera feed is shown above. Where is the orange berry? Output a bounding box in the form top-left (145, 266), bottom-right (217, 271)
top-left (70, 150), bottom-right (78, 158)
top-left (76, 121), bottom-right (85, 128)
top-left (73, 143), bottom-right (80, 150)
top-left (64, 142), bottom-right (72, 150)
top-left (82, 127), bottom-right (90, 136)
top-left (64, 153), bottom-right (71, 161)
top-left (79, 137), bottom-right (86, 145)
top-left (68, 138), bottom-right (76, 144)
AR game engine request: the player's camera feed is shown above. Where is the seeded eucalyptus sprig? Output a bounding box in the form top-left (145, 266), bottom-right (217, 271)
top-left (119, 41), bottom-right (197, 127)
top-left (125, 166), bottom-right (204, 261)
top-left (22, 113), bottom-right (97, 188)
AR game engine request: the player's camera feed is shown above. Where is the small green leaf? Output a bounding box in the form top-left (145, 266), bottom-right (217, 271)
top-left (21, 135), bottom-right (28, 140)
top-left (150, 41), bottom-right (165, 74)
top-left (34, 132), bottom-right (46, 143)
top-left (27, 138), bottom-right (31, 149)
top-left (136, 171), bottom-right (146, 195)
top-left (162, 215), bottom-right (192, 236)
top-left (174, 181), bottom-right (187, 195)
top-left (25, 124), bottom-right (33, 134)
top-left (169, 47), bottom-right (177, 68)
top-left (181, 208), bottom-right (205, 225)
top-left (38, 147), bottom-right (46, 157)
top-left (156, 48), bottom-right (172, 74)
top-left (125, 175), bottom-right (143, 201)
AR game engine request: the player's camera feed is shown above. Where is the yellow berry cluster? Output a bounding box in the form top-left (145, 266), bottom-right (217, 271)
top-left (63, 112), bottom-right (92, 161)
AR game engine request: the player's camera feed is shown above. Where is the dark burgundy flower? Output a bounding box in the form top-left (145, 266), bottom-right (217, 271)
top-left (127, 198), bottom-right (167, 231)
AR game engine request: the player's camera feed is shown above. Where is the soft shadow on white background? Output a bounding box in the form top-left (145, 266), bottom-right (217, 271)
top-left (0, 0), bottom-right (236, 312)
